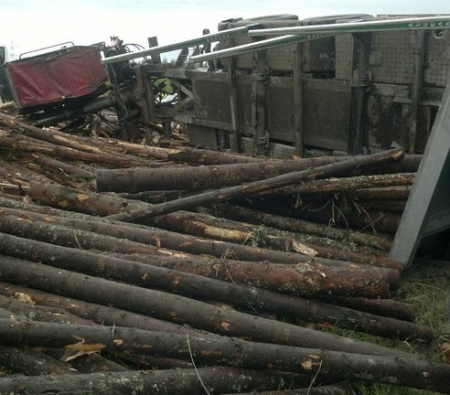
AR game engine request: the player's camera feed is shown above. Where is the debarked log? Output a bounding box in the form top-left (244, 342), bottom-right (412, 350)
top-left (0, 234), bottom-right (430, 341)
top-left (0, 256), bottom-right (420, 357)
top-left (96, 156), bottom-right (347, 192)
top-left (106, 148), bottom-right (405, 222)
top-left (0, 367), bottom-right (307, 395)
top-left (0, 319), bottom-right (448, 393)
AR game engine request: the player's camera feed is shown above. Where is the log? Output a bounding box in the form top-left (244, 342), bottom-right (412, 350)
top-left (0, 346), bottom-right (79, 376)
top-left (26, 185), bottom-right (357, 265)
top-left (167, 146), bottom-right (266, 164)
top-left (0, 247), bottom-right (421, 342)
top-left (0, 256), bottom-right (422, 357)
top-left (346, 186), bottom-right (411, 201)
top-left (261, 172), bottom-right (415, 197)
top-left (0, 132), bottom-right (144, 167)
top-left (0, 366), bottom-right (303, 395)
top-left (0, 319), bottom-right (448, 393)
top-left (0, 282), bottom-right (213, 339)
top-left (106, 148), bottom-right (405, 222)
top-left (222, 383), bottom-right (352, 395)
top-left (0, 112), bottom-right (156, 166)
top-left (145, 209), bottom-right (402, 271)
top-left (0, 217), bottom-right (399, 298)
top-left (214, 203), bottom-right (393, 251)
top-left (96, 156), bottom-right (347, 192)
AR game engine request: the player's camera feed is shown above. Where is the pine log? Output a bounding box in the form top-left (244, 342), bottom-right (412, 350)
top-left (0, 319), bottom-right (448, 393)
top-left (96, 156), bottom-right (347, 192)
top-left (0, 256), bottom-right (422, 357)
top-left (145, 210), bottom-right (402, 271)
top-left (214, 203), bottom-right (393, 251)
top-left (0, 132), bottom-right (144, 167)
top-left (346, 186), bottom-right (411, 201)
top-left (0, 232), bottom-right (413, 339)
top-left (0, 346), bottom-right (79, 376)
top-left (0, 367), bottom-right (305, 395)
top-left (29, 152), bottom-right (96, 178)
top-left (0, 241), bottom-right (420, 342)
top-left (320, 296), bottom-right (416, 322)
top-left (67, 353), bottom-right (129, 373)
top-left (167, 146), bottom-right (266, 164)
top-left (0, 294), bottom-right (94, 326)
top-left (262, 172), bottom-right (415, 197)
top-left (26, 184), bottom-right (358, 265)
top-left (0, 217), bottom-right (398, 298)
top-left (0, 112), bottom-right (156, 166)
top-left (0, 282), bottom-right (213, 339)
top-left (223, 384), bottom-right (352, 395)
top-left (106, 148), bottom-right (405, 222)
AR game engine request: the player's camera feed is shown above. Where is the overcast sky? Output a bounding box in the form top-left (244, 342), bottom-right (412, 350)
top-left (2, 0), bottom-right (450, 60)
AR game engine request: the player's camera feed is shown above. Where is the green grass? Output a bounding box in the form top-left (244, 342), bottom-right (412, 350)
top-left (351, 258), bottom-right (450, 394)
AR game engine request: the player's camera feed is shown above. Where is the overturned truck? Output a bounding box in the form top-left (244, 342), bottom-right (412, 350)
top-left (101, 13), bottom-right (450, 157)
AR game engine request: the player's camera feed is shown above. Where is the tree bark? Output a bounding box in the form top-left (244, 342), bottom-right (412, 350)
top-left (26, 185), bottom-right (354, 265)
top-left (0, 319), bottom-right (447, 393)
top-left (145, 210), bottom-right (402, 271)
top-left (96, 156), bottom-right (347, 193)
top-left (262, 172), bottom-right (415, 197)
top-left (222, 383), bottom-right (353, 395)
top-left (346, 186), bottom-right (411, 201)
top-left (0, 366), bottom-right (303, 395)
top-left (0, 256), bottom-right (420, 357)
top-left (0, 232), bottom-right (425, 344)
top-left (0, 132), bottom-right (144, 167)
top-left (167, 146), bottom-right (266, 164)
top-left (106, 148), bottom-right (405, 222)
top-left (0, 219), bottom-right (398, 298)
top-left (0, 346), bottom-right (79, 376)
top-left (214, 203), bottom-right (393, 252)
top-left (0, 281), bottom-right (212, 339)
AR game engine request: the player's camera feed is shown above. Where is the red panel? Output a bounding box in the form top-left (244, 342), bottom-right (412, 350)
top-left (7, 46), bottom-right (108, 109)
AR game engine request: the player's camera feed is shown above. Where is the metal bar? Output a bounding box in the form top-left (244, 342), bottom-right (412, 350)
top-left (389, 77), bottom-right (450, 267)
top-left (102, 25), bottom-right (260, 65)
top-left (189, 33), bottom-right (332, 63)
top-left (248, 15), bottom-right (450, 36)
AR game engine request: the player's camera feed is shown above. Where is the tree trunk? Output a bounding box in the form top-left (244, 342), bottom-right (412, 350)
top-left (0, 281), bottom-right (212, 339)
top-left (106, 148), bottom-right (405, 222)
top-left (167, 146), bottom-right (266, 164)
top-left (0, 366), bottom-right (302, 395)
top-left (346, 186), bottom-right (411, 201)
top-left (0, 256), bottom-right (420, 357)
top-left (96, 156), bottom-right (347, 193)
top-left (25, 186), bottom-right (355, 265)
top-left (0, 220), bottom-right (398, 298)
top-left (0, 346), bottom-right (79, 376)
top-left (214, 203), bottom-right (393, 251)
top-left (262, 172), bottom-right (415, 197)
top-left (145, 210), bottom-right (402, 271)
top-left (0, 233), bottom-right (422, 342)
top-left (0, 132), bottom-right (144, 167)
top-left (0, 233), bottom-right (425, 344)
top-left (0, 319), bottom-right (448, 393)
top-left (222, 383), bottom-right (353, 395)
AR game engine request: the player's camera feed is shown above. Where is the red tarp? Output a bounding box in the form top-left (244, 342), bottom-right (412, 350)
top-left (7, 46), bottom-right (108, 109)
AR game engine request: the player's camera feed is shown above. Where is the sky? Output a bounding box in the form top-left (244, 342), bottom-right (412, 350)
top-left (2, 0), bottom-right (450, 61)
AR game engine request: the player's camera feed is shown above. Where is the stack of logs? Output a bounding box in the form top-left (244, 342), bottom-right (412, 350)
top-left (0, 110), bottom-right (449, 395)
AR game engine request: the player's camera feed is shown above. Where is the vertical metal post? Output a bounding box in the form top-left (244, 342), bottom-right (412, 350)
top-left (252, 50), bottom-right (269, 156)
top-left (293, 42), bottom-right (304, 156)
top-left (147, 37), bottom-right (161, 64)
top-left (408, 30), bottom-right (426, 153)
top-left (348, 33), bottom-right (371, 154)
